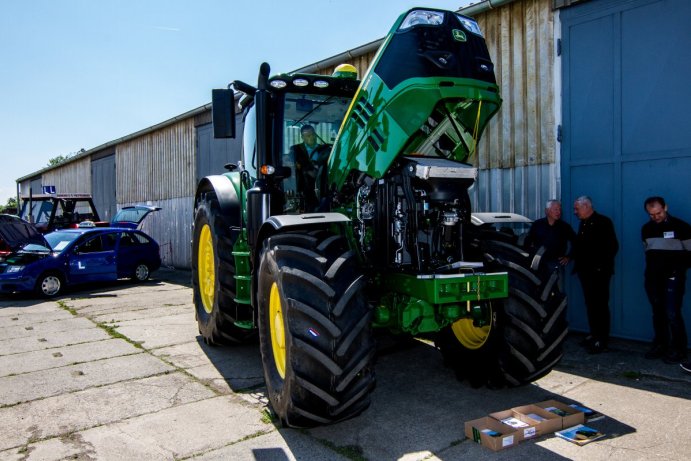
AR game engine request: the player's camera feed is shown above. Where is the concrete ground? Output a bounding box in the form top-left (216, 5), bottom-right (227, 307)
top-left (1, 268), bottom-right (689, 461)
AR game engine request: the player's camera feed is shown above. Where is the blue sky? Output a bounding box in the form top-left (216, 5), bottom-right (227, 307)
top-left (0, 0), bottom-right (473, 205)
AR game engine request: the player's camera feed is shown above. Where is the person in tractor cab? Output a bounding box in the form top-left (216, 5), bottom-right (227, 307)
top-left (289, 124), bottom-right (331, 211)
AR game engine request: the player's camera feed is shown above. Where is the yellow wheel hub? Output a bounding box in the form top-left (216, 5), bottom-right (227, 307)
top-left (451, 310), bottom-right (492, 350)
top-left (269, 282), bottom-right (287, 379)
top-left (198, 224), bottom-right (215, 314)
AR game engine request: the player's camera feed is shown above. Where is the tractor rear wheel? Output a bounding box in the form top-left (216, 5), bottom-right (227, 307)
top-left (436, 239), bottom-right (567, 387)
top-left (192, 190), bottom-right (255, 345)
top-left (257, 230), bottom-right (375, 427)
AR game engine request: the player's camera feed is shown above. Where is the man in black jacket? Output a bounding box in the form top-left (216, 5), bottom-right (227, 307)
top-left (288, 125), bottom-right (331, 211)
top-left (573, 196), bottom-right (619, 354)
top-left (641, 196), bottom-right (691, 364)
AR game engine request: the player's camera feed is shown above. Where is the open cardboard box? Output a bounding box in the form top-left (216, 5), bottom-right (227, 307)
top-left (535, 399), bottom-right (586, 429)
top-left (464, 416), bottom-right (519, 451)
top-left (490, 405), bottom-right (562, 440)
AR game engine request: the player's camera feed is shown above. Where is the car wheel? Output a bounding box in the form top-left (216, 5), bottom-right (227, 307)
top-left (133, 263), bottom-right (150, 282)
top-left (36, 272), bottom-right (63, 297)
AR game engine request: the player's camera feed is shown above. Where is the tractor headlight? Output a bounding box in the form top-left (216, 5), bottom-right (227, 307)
top-left (6, 265), bottom-right (24, 274)
top-left (456, 14), bottom-right (484, 37)
top-left (399, 10), bottom-right (445, 30)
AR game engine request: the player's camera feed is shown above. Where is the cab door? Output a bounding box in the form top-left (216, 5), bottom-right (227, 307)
top-left (68, 232), bottom-right (118, 283)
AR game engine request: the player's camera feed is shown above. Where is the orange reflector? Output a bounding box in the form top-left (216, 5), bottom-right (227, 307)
top-left (260, 165), bottom-right (275, 175)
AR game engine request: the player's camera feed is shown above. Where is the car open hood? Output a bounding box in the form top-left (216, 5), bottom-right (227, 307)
top-left (111, 205), bottom-right (161, 229)
top-left (0, 214), bottom-right (50, 251)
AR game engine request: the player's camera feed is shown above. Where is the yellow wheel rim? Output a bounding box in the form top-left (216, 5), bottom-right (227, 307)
top-left (198, 224), bottom-right (215, 314)
top-left (269, 282), bottom-right (287, 379)
top-left (451, 309), bottom-right (492, 350)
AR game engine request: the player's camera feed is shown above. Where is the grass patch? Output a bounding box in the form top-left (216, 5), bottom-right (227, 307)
top-left (56, 300), bottom-right (78, 316)
top-left (622, 370), bottom-right (642, 380)
top-left (311, 436), bottom-right (366, 461)
top-left (97, 322), bottom-right (143, 349)
top-left (260, 408), bottom-right (275, 424)
top-left (56, 300), bottom-right (142, 349)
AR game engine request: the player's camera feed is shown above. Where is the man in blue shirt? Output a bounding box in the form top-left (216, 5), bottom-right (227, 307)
top-left (527, 199), bottom-right (576, 272)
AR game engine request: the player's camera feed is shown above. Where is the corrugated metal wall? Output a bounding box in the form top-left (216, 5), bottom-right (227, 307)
top-left (116, 119), bottom-right (196, 269)
top-left (123, 197), bottom-right (193, 269)
top-left (117, 118), bottom-right (196, 203)
top-left (18, 178), bottom-right (42, 197)
top-left (39, 157), bottom-right (92, 194)
top-left (472, 0), bottom-right (557, 219)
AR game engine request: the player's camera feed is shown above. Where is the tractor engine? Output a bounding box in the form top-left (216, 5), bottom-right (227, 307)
top-left (354, 157), bottom-right (477, 273)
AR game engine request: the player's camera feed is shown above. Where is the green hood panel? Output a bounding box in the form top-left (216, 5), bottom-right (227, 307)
top-left (327, 8), bottom-right (502, 190)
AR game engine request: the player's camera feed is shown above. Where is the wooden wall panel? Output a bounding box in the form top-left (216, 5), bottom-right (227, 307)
top-left (476, 0), bottom-right (556, 170)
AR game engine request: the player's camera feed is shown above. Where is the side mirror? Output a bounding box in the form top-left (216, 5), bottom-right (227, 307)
top-left (212, 89), bottom-right (236, 139)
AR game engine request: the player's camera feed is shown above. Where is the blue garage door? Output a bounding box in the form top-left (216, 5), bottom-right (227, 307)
top-left (561, 0), bottom-right (691, 344)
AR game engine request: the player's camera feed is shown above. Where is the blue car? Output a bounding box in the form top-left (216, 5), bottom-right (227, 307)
top-left (0, 225), bottom-right (161, 297)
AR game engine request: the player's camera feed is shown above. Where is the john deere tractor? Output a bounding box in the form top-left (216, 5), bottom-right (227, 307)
top-left (192, 8), bottom-right (567, 427)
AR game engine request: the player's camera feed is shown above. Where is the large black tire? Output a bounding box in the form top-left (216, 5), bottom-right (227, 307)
top-left (436, 238), bottom-right (568, 387)
top-left (257, 230), bottom-right (375, 427)
top-left (191, 190), bottom-right (255, 345)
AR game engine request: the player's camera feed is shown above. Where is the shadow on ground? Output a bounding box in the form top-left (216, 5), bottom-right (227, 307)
top-left (198, 327), bottom-right (641, 460)
top-left (158, 269), bottom-right (691, 460)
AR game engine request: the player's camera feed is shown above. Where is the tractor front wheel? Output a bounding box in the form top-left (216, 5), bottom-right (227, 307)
top-left (436, 239), bottom-right (568, 387)
top-left (257, 231), bottom-right (375, 427)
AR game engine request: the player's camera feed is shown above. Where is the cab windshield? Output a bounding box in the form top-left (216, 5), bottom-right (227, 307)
top-left (281, 92), bottom-right (351, 212)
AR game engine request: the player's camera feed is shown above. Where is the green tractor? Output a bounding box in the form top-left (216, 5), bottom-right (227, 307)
top-left (192, 8), bottom-right (567, 427)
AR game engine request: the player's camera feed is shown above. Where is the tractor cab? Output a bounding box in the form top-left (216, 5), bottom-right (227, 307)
top-left (213, 64), bottom-right (360, 214)
top-left (19, 194), bottom-right (105, 233)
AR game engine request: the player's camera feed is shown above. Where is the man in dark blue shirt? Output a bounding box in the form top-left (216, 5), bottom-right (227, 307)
top-left (527, 199), bottom-right (576, 272)
top-left (641, 196), bottom-right (691, 365)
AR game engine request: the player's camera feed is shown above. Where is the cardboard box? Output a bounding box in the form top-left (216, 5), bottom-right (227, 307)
top-left (489, 409), bottom-right (540, 441)
top-left (464, 416), bottom-right (519, 451)
top-left (535, 400), bottom-right (586, 429)
top-left (490, 405), bottom-right (562, 440)
top-left (512, 405), bottom-right (563, 435)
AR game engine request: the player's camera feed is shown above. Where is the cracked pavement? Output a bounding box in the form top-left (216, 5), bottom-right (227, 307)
top-left (1, 269), bottom-right (689, 460)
